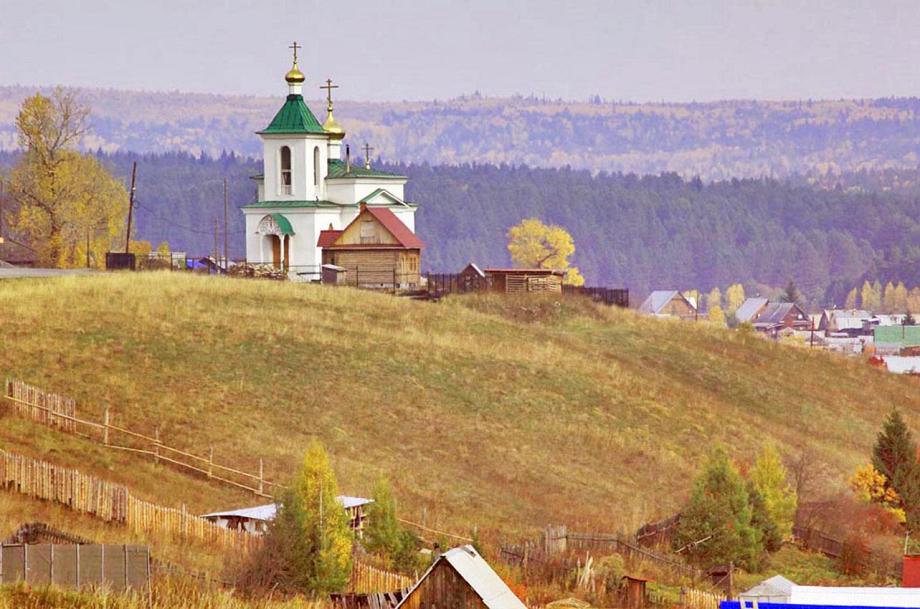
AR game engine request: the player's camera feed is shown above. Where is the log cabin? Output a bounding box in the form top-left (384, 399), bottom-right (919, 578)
top-left (319, 203), bottom-right (424, 289)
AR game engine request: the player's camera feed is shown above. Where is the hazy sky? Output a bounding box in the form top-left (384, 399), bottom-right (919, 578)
top-left (2, 0), bottom-right (919, 102)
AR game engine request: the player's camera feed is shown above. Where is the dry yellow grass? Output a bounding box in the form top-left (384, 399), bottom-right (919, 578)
top-left (1, 272), bottom-right (919, 542)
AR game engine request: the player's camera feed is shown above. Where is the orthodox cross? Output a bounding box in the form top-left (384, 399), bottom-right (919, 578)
top-left (289, 41), bottom-right (301, 64)
top-left (320, 78), bottom-right (339, 109)
top-left (363, 143), bottom-right (374, 169)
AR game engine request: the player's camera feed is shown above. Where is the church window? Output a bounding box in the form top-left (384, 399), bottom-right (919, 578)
top-left (280, 146), bottom-right (292, 194)
top-left (313, 146), bottom-right (321, 186)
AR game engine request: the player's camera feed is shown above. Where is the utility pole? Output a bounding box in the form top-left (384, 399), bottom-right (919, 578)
top-left (124, 161), bottom-right (137, 254)
top-left (223, 178), bottom-right (229, 273)
top-left (0, 178), bottom-right (5, 245)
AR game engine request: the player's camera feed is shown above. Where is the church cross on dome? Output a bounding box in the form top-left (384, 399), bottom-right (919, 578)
top-left (321, 78), bottom-right (339, 109)
top-left (289, 41), bottom-right (301, 64)
top-left (363, 143), bottom-right (374, 169)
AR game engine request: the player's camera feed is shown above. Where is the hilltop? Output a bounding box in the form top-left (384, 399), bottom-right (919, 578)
top-left (2, 273), bottom-right (919, 541)
top-left (5, 85), bottom-right (920, 179)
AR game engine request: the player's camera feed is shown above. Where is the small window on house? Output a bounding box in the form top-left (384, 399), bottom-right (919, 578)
top-left (313, 146), bottom-right (321, 186)
top-left (280, 146), bottom-right (292, 195)
top-left (360, 219), bottom-right (378, 244)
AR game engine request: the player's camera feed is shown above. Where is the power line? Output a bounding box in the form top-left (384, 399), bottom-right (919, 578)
top-left (134, 200), bottom-right (245, 236)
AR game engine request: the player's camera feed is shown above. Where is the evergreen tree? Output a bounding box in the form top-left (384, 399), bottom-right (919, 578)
top-left (364, 478), bottom-right (419, 573)
top-left (674, 448), bottom-right (762, 569)
top-left (872, 409), bottom-right (917, 498)
top-left (749, 444), bottom-right (797, 542)
top-left (781, 281), bottom-right (801, 305)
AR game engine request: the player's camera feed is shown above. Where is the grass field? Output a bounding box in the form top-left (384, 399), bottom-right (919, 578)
top-left (2, 272), bottom-right (919, 542)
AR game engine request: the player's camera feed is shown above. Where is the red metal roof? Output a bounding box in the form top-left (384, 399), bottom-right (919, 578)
top-left (317, 206), bottom-right (424, 250)
top-left (364, 207), bottom-right (425, 249)
top-left (317, 230), bottom-right (343, 248)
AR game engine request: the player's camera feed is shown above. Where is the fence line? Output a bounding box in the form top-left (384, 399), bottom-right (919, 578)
top-left (350, 562), bottom-right (414, 594)
top-left (0, 448), bottom-right (258, 552)
top-left (680, 588), bottom-right (726, 609)
top-left (4, 378), bottom-right (277, 498)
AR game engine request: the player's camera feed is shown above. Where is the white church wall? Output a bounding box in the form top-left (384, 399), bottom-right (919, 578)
top-left (262, 135), bottom-right (328, 201)
top-left (325, 180), bottom-right (406, 205)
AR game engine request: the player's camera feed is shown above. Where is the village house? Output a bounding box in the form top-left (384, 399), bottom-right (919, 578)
top-left (318, 203), bottom-right (424, 288)
top-left (818, 309), bottom-right (874, 337)
top-left (242, 45), bottom-right (420, 280)
top-left (394, 545), bottom-right (527, 609)
top-left (749, 302), bottom-right (811, 335)
top-left (638, 290), bottom-right (698, 319)
top-left (200, 496), bottom-right (372, 536)
top-left (874, 325), bottom-right (920, 356)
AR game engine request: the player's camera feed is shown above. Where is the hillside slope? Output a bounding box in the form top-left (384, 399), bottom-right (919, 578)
top-left (1, 273), bottom-right (918, 537)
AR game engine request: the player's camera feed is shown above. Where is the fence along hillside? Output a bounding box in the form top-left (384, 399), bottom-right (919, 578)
top-left (4, 378), bottom-right (277, 497)
top-left (0, 448), bottom-right (258, 551)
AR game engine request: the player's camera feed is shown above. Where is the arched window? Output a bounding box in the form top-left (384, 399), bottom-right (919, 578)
top-left (313, 146), bottom-right (321, 186)
top-left (280, 146), bottom-right (292, 195)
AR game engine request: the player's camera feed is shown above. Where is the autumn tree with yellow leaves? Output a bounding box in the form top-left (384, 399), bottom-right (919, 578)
top-left (8, 89), bottom-right (127, 268)
top-left (507, 218), bottom-right (584, 286)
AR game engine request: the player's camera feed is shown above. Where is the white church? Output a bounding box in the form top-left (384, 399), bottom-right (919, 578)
top-left (243, 44), bottom-right (422, 284)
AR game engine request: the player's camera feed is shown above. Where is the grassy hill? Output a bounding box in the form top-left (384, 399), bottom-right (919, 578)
top-left (2, 273), bottom-right (919, 542)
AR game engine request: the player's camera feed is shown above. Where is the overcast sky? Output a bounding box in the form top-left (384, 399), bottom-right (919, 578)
top-left (2, 0), bottom-right (919, 102)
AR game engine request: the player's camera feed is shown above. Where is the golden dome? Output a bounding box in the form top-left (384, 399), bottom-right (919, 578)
top-left (323, 107), bottom-right (345, 138)
top-left (285, 62), bottom-right (305, 84)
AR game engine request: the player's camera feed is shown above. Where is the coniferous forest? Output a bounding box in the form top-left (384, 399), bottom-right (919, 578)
top-left (4, 149), bottom-right (917, 306)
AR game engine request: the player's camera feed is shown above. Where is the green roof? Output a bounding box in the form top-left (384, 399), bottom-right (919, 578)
top-left (241, 200), bottom-right (352, 209)
top-left (270, 213), bottom-right (294, 236)
top-left (260, 94), bottom-right (325, 135)
top-left (326, 158), bottom-right (405, 179)
top-left (875, 325), bottom-right (920, 346)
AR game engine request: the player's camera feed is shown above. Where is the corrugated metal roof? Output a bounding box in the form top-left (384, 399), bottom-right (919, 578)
top-left (735, 298), bottom-right (768, 323)
top-left (317, 229), bottom-right (343, 248)
top-left (396, 546), bottom-right (526, 609)
top-left (200, 496), bottom-right (372, 520)
top-left (638, 290), bottom-right (685, 314)
top-left (740, 575), bottom-right (920, 607)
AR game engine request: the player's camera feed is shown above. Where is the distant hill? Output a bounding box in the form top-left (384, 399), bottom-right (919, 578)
top-left (4, 85), bottom-right (920, 179)
top-left (2, 273), bottom-right (918, 539)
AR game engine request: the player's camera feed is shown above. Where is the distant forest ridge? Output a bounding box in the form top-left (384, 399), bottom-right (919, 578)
top-left (4, 85), bottom-right (920, 179)
top-left (3, 149), bottom-right (918, 306)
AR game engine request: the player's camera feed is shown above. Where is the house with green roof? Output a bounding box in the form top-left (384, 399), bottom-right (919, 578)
top-left (874, 325), bottom-right (920, 355)
top-left (243, 45), bottom-right (420, 279)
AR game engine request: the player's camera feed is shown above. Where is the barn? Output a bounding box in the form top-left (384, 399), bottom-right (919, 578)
top-left (319, 203), bottom-right (424, 289)
top-left (200, 496), bottom-right (373, 536)
top-left (395, 545), bottom-right (526, 609)
top-left (483, 268), bottom-right (564, 294)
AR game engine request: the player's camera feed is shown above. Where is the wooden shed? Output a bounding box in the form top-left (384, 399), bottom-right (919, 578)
top-left (395, 545), bottom-right (526, 609)
top-left (319, 204), bottom-right (424, 289)
top-left (484, 268), bottom-right (564, 294)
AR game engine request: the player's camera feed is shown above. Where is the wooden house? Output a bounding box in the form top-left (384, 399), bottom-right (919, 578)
top-left (394, 545), bottom-right (526, 609)
top-left (750, 302), bottom-right (811, 335)
top-left (638, 290), bottom-right (697, 319)
top-left (201, 496), bottom-right (372, 537)
top-left (483, 268), bottom-right (564, 294)
top-left (318, 203), bottom-right (424, 289)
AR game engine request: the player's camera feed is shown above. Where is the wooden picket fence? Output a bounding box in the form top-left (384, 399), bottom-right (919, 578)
top-left (680, 587), bottom-right (726, 609)
top-left (350, 561), bottom-right (415, 594)
top-left (3, 378), bottom-right (277, 498)
top-left (5, 378), bottom-right (76, 433)
top-left (0, 448), bottom-right (259, 552)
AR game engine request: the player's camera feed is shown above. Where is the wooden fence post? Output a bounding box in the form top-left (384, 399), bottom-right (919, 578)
top-left (154, 427), bottom-right (160, 464)
top-left (208, 447), bottom-right (213, 480)
top-left (258, 459), bottom-right (264, 495)
top-left (103, 407), bottom-right (110, 446)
